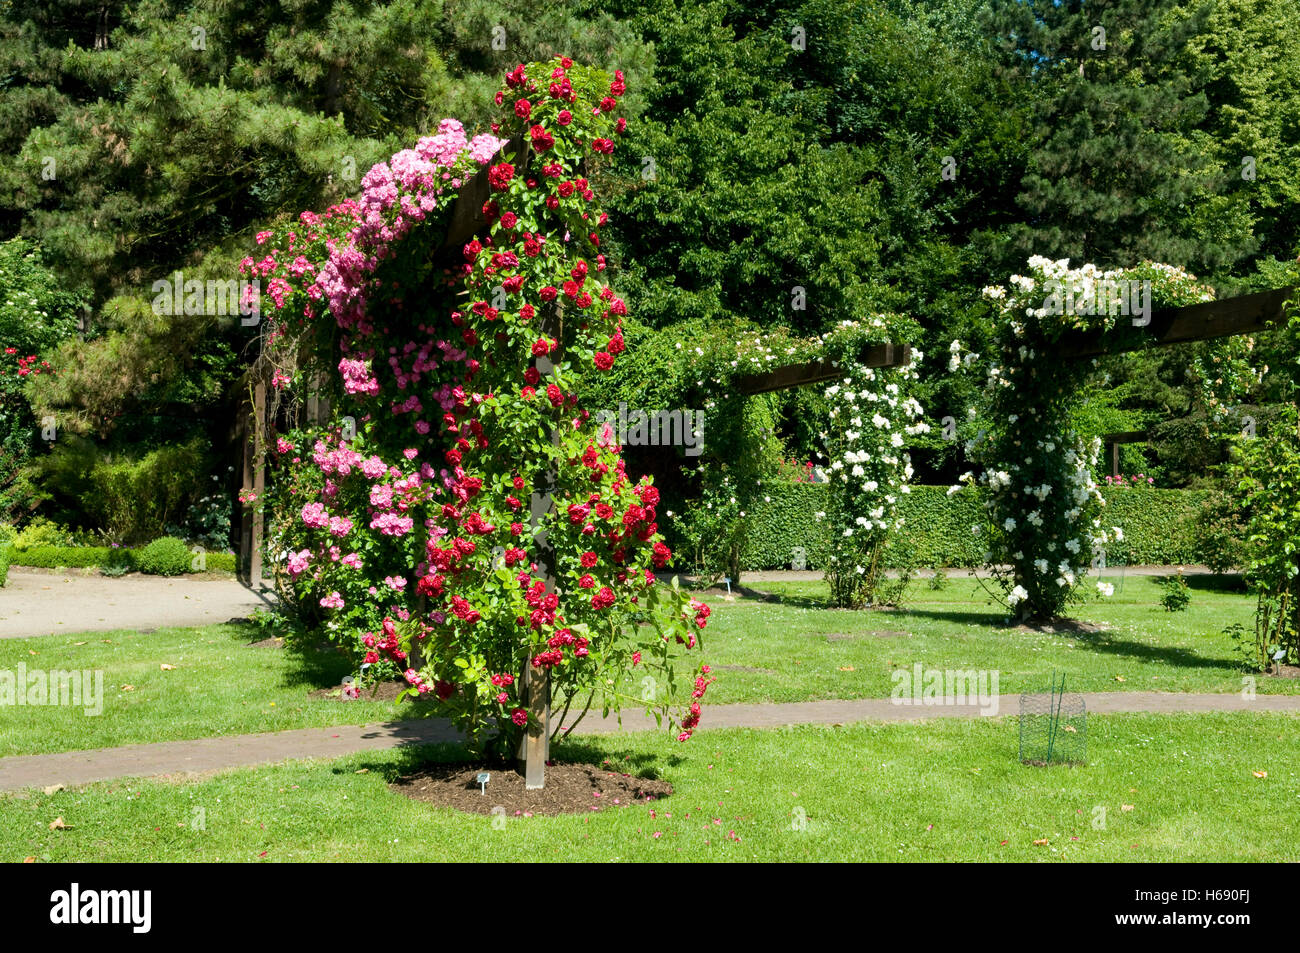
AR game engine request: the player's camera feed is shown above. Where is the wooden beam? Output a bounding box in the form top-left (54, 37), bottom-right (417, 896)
top-left (1057, 285), bottom-right (1294, 359)
top-left (1102, 430), bottom-right (1148, 444)
top-left (736, 343), bottom-right (912, 395)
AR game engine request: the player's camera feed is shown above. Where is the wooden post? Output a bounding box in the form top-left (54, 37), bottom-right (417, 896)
top-left (238, 390), bottom-right (254, 585)
top-left (250, 378), bottom-right (266, 588)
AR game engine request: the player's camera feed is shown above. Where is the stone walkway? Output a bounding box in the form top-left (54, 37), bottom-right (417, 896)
top-left (1, 691), bottom-right (1295, 793)
top-left (0, 569), bottom-right (276, 639)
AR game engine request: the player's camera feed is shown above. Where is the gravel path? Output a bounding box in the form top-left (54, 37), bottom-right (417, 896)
top-left (0, 569), bottom-right (275, 639)
top-left (1, 691), bottom-right (1295, 793)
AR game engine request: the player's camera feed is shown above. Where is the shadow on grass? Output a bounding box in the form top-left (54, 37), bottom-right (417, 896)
top-left (342, 738), bottom-right (684, 782)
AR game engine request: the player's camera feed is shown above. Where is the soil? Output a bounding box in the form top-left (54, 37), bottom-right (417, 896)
top-left (248, 636), bottom-right (285, 649)
top-left (390, 761), bottom-right (673, 816)
top-left (1270, 664), bottom-right (1300, 679)
top-left (308, 680), bottom-right (433, 703)
top-left (716, 664), bottom-right (777, 674)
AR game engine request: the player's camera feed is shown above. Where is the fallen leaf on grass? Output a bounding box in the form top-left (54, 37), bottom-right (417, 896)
top-left (1062, 725), bottom-right (1077, 733)
top-left (837, 666), bottom-right (856, 672)
top-left (48, 817), bottom-right (70, 831)
top-left (1253, 771), bottom-right (1268, 779)
top-left (23, 857), bottom-right (35, 864)
top-left (42, 784), bottom-right (64, 796)
top-left (74, 642), bottom-right (86, 646)
top-left (1033, 838), bottom-right (1049, 846)
top-left (159, 663), bottom-right (177, 671)
top-left (1121, 804), bottom-right (1134, 812)
top-left (120, 685), bottom-right (135, 692)
top-left (1113, 675), bottom-right (1126, 682)
top-left (354, 769), bottom-right (369, 774)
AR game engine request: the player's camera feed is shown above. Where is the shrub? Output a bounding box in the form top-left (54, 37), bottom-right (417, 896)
top-left (1187, 489), bottom-right (1247, 574)
top-left (9, 544), bottom-right (114, 568)
top-left (135, 536), bottom-right (192, 576)
top-left (1159, 571), bottom-right (1191, 612)
top-left (34, 436), bottom-right (209, 544)
top-left (0, 542), bottom-right (10, 587)
top-left (13, 517), bottom-right (78, 550)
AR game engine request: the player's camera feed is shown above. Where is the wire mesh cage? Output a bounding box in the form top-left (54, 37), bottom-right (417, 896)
top-left (1018, 673), bottom-right (1086, 765)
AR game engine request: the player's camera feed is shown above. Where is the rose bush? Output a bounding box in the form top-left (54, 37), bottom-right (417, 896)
top-left (818, 316), bottom-right (928, 608)
top-left (244, 58), bottom-right (710, 759)
top-left (956, 256), bottom-right (1214, 621)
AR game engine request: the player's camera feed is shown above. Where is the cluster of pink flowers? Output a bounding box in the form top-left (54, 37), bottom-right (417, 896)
top-left (254, 57), bottom-right (709, 754)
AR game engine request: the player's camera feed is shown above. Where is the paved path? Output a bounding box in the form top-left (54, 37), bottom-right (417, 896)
top-left (0, 569), bottom-right (276, 639)
top-left (2, 692), bottom-right (1295, 793)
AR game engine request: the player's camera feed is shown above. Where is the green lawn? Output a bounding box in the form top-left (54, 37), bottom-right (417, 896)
top-left (4, 712), bottom-right (1296, 862)
top-left (0, 623), bottom-right (414, 757)
top-left (696, 573), bottom-right (1287, 704)
top-left (0, 572), bottom-right (1284, 758)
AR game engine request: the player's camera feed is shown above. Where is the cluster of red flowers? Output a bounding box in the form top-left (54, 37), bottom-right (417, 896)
top-left (257, 57), bottom-right (709, 753)
top-left (0, 348), bottom-right (53, 378)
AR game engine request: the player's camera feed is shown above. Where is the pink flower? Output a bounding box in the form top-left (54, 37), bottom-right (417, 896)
top-left (511, 708), bottom-right (528, 727)
top-left (320, 591), bottom-right (345, 609)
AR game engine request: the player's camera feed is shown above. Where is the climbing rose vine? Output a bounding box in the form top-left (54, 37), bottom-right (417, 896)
top-left (958, 256), bottom-right (1214, 622)
top-left (818, 317), bottom-right (928, 608)
top-left (246, 58), bottom-right (711, 758)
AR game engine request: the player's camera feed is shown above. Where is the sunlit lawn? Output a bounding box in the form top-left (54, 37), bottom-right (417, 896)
top-left (0, 571), bottom-right (1283, 759)
top-left (3, 712), bottom-right (1296, 862)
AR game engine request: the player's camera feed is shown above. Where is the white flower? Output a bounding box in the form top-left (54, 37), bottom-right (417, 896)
top-left (1008, 585), bottom-right (1029, 606)
top-left (1097, 582), bottom-right (1115, 597)
top-left (1112, 526), bottom-right (1124, 541)
top-left (1003, 517), bottom-right (1017, 531)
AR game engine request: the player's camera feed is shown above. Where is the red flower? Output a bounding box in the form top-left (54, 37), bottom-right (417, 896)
top-left (512, 708), bottom-right (529, 727)
top-left (514, 98), bottom-right (532, 119)
top-left (591, 586), bottom-right (616, 610)
top-left (499, 211), bottom-right (517, 229)
top-left (594, 351), bottom-right (614, 371)
top-left (529, 124), bottom-right (555, 152)
top-left (488, 163), bottom-right (515, 191)
top-left (591, 138), bottom-right (614, 155)
top-left (580, 551), bottom-right (598, 568)
top-left (557, 110), bottom-right (573, 125)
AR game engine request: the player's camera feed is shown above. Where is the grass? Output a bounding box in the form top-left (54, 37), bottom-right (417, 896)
top-left (0, 623), bottom-right (417, 757)
top-left (0, 572), bottom-right (1286, 758)
top-left (694, 573), bottom-right (1289, 704)
top-left (3, 712), bottom-right (1297, 862)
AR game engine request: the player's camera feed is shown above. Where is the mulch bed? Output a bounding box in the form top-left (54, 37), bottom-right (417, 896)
top-left (308, 680), bottom-right (430, 703)
top-left (1270, 664), bottom-right (1300, 679)
top-left (248, 636), bottom-right (285, 649)
top-left (390, 761), bottom-right (673, 816)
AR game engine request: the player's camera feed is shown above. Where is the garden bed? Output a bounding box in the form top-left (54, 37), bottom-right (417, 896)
top-left (389, 761), bottom-right (673, 816)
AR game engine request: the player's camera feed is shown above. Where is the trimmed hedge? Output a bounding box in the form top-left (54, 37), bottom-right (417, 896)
top-left (7, 544), bottom-right (236, 574)
top-left (0, 542), bottom-right (11, 587)
top-left (715, 484), bottom-right (1212, 571)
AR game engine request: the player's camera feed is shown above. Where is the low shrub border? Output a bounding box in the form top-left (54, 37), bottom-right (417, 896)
top-left (6, 544), bottom-right (236, 575)
top-left (666, 485), bottom-right (1214, 572)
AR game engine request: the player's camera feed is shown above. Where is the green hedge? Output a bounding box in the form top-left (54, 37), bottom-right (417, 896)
top-left (728, 484), bottom-right (1211, 571)
top-left (7, 544), bottom-right (236, 574)
top-left (0, 542), bottom-right (11, 587)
